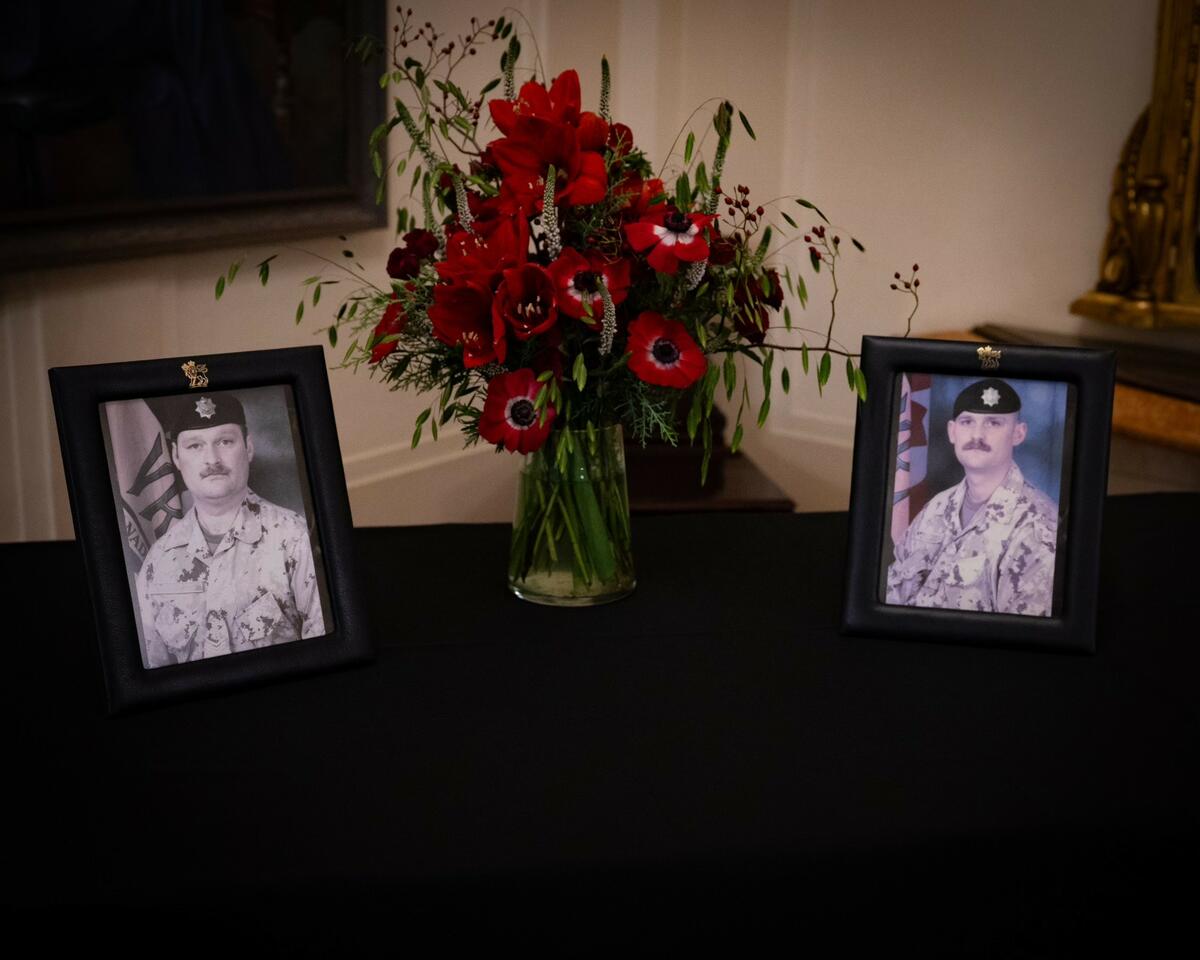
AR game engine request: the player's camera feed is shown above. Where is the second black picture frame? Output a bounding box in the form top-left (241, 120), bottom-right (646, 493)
top-left (841, 336), bottom-right (1116, 653)
top-left (49, 345), bottom-right (372, 714)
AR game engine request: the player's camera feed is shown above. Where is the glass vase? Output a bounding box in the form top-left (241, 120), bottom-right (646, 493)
top-left (508, 424), bottom-right (636, 606)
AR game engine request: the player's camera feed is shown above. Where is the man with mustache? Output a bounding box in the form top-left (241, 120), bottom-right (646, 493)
top-left (135, 393), bottom-right (326, 667)
top-left (886, 378), bottom-right (1059, 617)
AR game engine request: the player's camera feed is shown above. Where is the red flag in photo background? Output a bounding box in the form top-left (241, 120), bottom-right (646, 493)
top-left (104, 399), bottom-right (188, 570)
top-left (891, 372), bottom-right (932, 547)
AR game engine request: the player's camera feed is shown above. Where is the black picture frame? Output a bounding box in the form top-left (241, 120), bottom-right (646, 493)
top-left (49, 345), bottom-right (372, 713)
top-left (841, 336), bottom-right (1116, 653)
top-left (1, 1), bottom-right (386, 271)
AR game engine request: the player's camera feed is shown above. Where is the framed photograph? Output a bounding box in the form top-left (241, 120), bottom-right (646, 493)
top-left (841, 336), bottom-right (1116, 653)
top-left (1, 0), bottom-right (386, 270)
top-left (49, 346), bottom-right (371, 713)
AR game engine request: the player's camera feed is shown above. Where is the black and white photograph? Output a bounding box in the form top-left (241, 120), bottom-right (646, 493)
top-left (100, 385), bottom-right (333, 669)
top-left (841, 336), bottom-right (1115, 653)
top-left (48, 346), bottom-right (370, 713)
top-left (881, 372), bottom-right (1073, 618)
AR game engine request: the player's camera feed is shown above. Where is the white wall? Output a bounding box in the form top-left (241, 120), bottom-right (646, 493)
top-left (0, 0), bottom-right (1172, 541)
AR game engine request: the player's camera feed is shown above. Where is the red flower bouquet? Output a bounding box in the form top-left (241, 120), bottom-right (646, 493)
top-left (220, 13), bottom-right (918, 604)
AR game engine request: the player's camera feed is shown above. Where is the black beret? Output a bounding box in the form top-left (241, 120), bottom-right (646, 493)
top-left (161, 392), bottom-right (247, 440)
top-left (952, 378), bottom-right (1022, 418)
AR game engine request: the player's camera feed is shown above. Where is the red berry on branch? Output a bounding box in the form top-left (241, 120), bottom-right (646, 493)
top-left (913, 279), bottom-right (920, 287)
top-left (913, 263), bottom-right (919, 272)
top-left (890, 284), bottom-right (898, 290)
top-left (894, 272), bottom-right (900, 279)
top-left (756, 206), bottom-right (764, 215)
top-left (804, 235), bottom-right (811, 242)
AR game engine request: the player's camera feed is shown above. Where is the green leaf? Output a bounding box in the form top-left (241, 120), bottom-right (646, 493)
top-left (801, 342), bottom-right (810, 374)
top-left (738, 110), bottom-right (757, 140)
top-left (481, 78), bottom-right (501, 95)
top-left (375, 178), bottom-right (386, 206)
top-left (312, 284), bottom-right (322, 307)
top-left (397, 208), bottom-right (409, 232)
top-left (695, 162), bottom-right (708, 193)
top-left (336, 302), bottom-right (347, 320)
top-left (700, 420), bottom-right (713, 486)
top-left (430, 417), bottom-right (438, 442)
top-left (723, 352), bottom-right (736, 401)
top-left (810, 248), bottom-right (822, 272)
top-left (817, 351), bottom-right (831, 393)
top-left (415, 408), bottom-right (431, 428)
top-left (757, 395), bottom-right (771, 428)
top-left (372, 150), bottom-right (383, 179)
top-left (379, 72), bottom-right (390, 89)
top-left (703, 363), bottom-right (720, 416)
top-left (846, 357), bottom-right (857, 391)
top-left (215, 275), bottom-right (225, 300)
top-left (342, 249), bottom-right (354, 258)
top-left (852, 237), bottom-right (865, 252)
top-left (762, 349), bottom-right (774, 394)
top-left (536, 369), bottom-right (555, 383)
top-left (295, 300), bottom-right (304, 324)
top-left (796, 273), bottom-right (808, 307)
top-left (410, 166), bottom-right (422, 194)
top-left (258, 254), bottom-right (276, 286)
top-left (684, 131), bottom-right (695, 164)
top-left (855, 367), bottom-right (868, 402)
top-left (675, 172), bottom-right (691, 211)
top-left (731, 422), bottom-right (744, 454)
top-left (755, 225), bottom-right (773, 261)
top-left (784, 305), bottom-right (792, 331)
top-left (686, 388), bottom-right (702, 441)
top-left (328, 326), bottom-right (337, 348)
top-left (781, 367), bottom-right (791, 393)
top-left (781, 211), bottom-right (798, 229)
top-left (573, 353), bottom-right (588, 392)
top-left (411, 423), bottom-right (423, 449)
top-left (795, 198), bottom-right (830, 223)
top-left (227, 261), bottom-right (240, 284)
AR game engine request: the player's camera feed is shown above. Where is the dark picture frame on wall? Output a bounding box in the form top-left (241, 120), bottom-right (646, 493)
top-left (841, 336), bottom-right (1116, 653)
top-left (49, 345), bottom-right (371, 714)
top-left (1, 0), bottom-right (386, 271)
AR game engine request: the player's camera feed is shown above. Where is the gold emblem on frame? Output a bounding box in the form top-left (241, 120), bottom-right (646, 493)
top-left (977, 346), bottom-right (1002, 370)
top-left (181, 361), bottom-right (209, 388)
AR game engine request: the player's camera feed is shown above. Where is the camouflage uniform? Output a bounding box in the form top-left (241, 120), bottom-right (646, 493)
top-left (135, 491), bottom-right (326, 668)
top-left (886, 462), bottom-right (1059, 617)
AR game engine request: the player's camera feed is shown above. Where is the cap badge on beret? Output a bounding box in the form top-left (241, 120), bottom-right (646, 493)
top-left (195, 397), bottom-right (217, 420)
top-left (981, 387), bottom-right (1000, 407)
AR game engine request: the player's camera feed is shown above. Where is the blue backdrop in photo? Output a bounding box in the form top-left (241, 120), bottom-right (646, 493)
top-left (925, 374), bottom-right (1071, 506)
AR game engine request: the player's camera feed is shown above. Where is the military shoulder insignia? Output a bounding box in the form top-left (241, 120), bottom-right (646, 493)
top-left (195, 396), bottom-right (217, 419)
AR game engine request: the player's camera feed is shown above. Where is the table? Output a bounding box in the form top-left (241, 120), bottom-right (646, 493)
top-left (4, 496), bottom-right (1197, 947)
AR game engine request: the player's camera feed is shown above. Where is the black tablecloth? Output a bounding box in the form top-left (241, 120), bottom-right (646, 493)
top-left (4, 494), bottom-right (1198, 948)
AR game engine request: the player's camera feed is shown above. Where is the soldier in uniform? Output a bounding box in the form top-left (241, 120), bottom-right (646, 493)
top-left (135, 393), bottom-right (326, 667)
top-left (886, 378), bottom-right (1059, 617)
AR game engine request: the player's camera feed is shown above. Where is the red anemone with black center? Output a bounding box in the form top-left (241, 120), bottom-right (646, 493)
top-left (478, 368), bottom-right (556, 453)
top-left (625, 311), bottom-right (707, 388)
top-left (546, 249), bottom-right (631, 327)
top-left (624, 207), bottom-right (715, 275)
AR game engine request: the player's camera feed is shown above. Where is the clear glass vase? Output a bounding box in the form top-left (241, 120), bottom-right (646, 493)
top-left (508, 424), bottom-right (636, 606)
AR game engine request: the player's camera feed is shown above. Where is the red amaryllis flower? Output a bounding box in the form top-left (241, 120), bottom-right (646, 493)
top-left (615, 175), bottom-right (666, 221)
top-left (479, 369), bottom-right (556, 453)
top-left (626, 312), bottom-right (707, 388)
top-left (546, 249), bottom-right (631, 326)
top-left (490, 72), bottom-right (583, 133)
top-left (488, 120), bottom-right (608, 210)
top-left (625, 208), bottom-right (715, 275)
top-left (368, 298), bottom-right (408, 364)
top-left (386, 229), bottom-right (439, 279)
top-left (429, 281), bottom-right (507, 367)
top-left (493, 264), bottom-right (558, 341)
